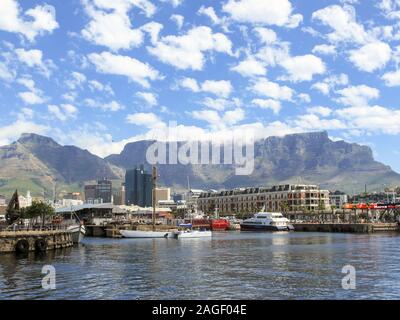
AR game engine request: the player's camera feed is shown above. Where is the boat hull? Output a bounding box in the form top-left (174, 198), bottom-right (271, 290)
top-left (67, 225), bottom-right (86, 243)
top-left (240, 224), bottom-right (292, 231)
top-left (120, 230), bottom-right (170, 238)
top-left (174, 230), bottom-right (212, 238)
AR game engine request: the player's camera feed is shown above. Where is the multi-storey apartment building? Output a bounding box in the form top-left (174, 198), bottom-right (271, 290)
top-left (197, 184), bottom-right (330, 215)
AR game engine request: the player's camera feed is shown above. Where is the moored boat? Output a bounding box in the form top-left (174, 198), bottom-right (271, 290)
top-left (173, 229), bottom-right (212, 238)
top-left (210, 218), bottom-right (230, 231)
top-left (240, 212), bottom-right (294, 231)
top-left (67, 224), bottom-right (86, 243)
top-left (120, 229), bottom-right (170, 238)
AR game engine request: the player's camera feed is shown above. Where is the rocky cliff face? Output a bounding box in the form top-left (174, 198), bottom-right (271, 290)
top-left (0, 131), bottom-right (399, 197)
top-left (106, 131), bottom-right (400, 193)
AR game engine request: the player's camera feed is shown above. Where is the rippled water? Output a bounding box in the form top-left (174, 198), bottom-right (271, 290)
top-left (1, 232), bottom-right (400, 300)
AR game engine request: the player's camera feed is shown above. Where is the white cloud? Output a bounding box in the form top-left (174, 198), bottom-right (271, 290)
top-left (252, 99), bottom-right (281, 114)
top-left (200, 97), bottom-right (241, 111)
top-left (222, 0), bottom-right (303, 28)
top-left (65, 71), bottom-right (87, 90)
top-left (191, 108), bottom-right (245, 129)
top-left (136, 92), bottom-right (158, 106)
top-left (177, 78), bottom-right (232, 97)
top-left (0, 0), bottom-right (58, 41)
top-left (170, 14), bottom-right (184, 29)
top-left (307, 106), bottom-right (333, 117)
top-left (251, 78), bottom-right (294, 101)
top-left (126, 112), bottom-right (163, 128)
top-left (88, 51), bottom-right (160, 88)
top-left (349, 42), bottom-right (392, 72)
top-left (81, 0), bottom-right (155, 51)
top-left (84, 99), bottom-right (124, 111)
top-left (147, 26), bottom-right (233, 70)
top-left (312, 44), bottom-right (336, 55)
top-left (141, 22), bottom-right (163, 45)
top-left (382, 69), bottom-right (400, 86)
top-left (18, 91), bottom-right (45, 105)
top-left (280, 54), bottom-right (326, 82)
top-left (312, 5), bottom-right (369, 44)
top-left (231, 58), bottom-right (267, 77)
top-left (312, 73), bottom-right (349, 95)
top-left (48, 104), bottom-right (78, 121)
top-left (201, 80), bottom-right (232, 98)
top-left (336, 105), bottom-right (400, 135)
top-left (15, 48), bottom-right (52, 77)
top-left (336, 85), bottom-right (379, 106)
top-left (198, 6), bottom-right (222, 25)
top-left (88, 80), bottom-right (114, 95)
top-left (254, 27), bottom-right (277, 44)
top-left (0, 62), bottom-right (15, 81)
top-left (0, 120), bottom-right (49, 146)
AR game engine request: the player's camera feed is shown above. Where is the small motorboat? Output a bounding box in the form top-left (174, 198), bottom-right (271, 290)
top-left (173, 229), bottom-right (212, 239)
top-left (67, 224), bottom-right (86, 243)
top-left (120, 229), bottom-right (170, 238)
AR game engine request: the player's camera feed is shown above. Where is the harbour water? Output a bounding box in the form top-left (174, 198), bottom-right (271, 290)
top-left (1, 232), bottom-right (400, 300)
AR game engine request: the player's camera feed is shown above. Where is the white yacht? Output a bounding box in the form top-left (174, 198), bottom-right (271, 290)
top-left (173, 229), bottom-right (212, 239)
top-left (119, 229), bottom-right (170, 238)
top-left (240, 212), bottom-right (294, 231)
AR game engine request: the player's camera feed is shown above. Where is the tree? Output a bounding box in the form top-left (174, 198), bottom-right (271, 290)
top-left (21, 201), bottom-right (55, 226)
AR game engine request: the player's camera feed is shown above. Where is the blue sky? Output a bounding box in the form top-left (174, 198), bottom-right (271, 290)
top-left (0, 0), bottom-right (400, 172)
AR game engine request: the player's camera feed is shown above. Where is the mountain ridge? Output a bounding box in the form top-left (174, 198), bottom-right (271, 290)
top-left (0, 131), bottom-right (399, 197)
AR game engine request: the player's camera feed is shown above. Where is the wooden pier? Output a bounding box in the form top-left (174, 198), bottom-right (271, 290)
top-left (292, 223), bottom-right (399, 233)
top-left (0, 229), bottom-right (73, 253)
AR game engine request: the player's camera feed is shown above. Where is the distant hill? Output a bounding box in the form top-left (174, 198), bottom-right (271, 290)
top-left (0, 131), bottom-right (399, 198)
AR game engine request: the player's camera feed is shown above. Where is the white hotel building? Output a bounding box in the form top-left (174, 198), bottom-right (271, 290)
top-left (197, 184), bottom-right (331, 215)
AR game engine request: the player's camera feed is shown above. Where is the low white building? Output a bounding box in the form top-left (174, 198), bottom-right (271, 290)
top-left (18, 191), bottom-right (32, 208)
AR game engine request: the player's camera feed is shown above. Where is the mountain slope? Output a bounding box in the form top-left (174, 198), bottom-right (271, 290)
top-left (0, 133), bottom-right (123, 197)
top-left (106, 131), bottom-right (400, 193)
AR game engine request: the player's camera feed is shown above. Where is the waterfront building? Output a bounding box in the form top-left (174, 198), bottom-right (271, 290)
top-left (349, 191), bottom-right (400, 204)
top-left (18, 191), bottom-right (32, 208)
top-left (329, 190), bottom-right (349, 208)
top-left (63, 192), bottom-right (83, 201)
top-left (198, 184), bottom-right (331, 215)
top-left (125, 166), bottom-right (152, 207)
top-left (113, 183), bottom-right (126, 206)
top-left (155, 187), bottom-right (171, 204)
top-left (84, 179), bottom-right (113, 204)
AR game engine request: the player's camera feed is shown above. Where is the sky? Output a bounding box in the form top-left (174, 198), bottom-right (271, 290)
top-left (0, 0), bottom-right (400, 172)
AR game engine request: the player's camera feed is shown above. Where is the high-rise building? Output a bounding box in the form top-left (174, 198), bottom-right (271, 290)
top-left (113, 183), bottom-right (126, 205)
top-left (125, 166), bottom-right (152, 207)
top-left (155, 187), bottom-right (171, 204)
top-left (84, 179), bottom-right (113, 203)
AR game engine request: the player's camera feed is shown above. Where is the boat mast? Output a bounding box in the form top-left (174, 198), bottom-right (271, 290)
top-left (152, 166), bottom-right (157, 232)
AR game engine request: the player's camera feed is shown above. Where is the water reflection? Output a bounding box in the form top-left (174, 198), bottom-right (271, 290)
top-left (1, 232), bottom-right (400, 299)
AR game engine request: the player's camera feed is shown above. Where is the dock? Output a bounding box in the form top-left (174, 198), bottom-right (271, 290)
top-left (0, 229), bottom-right (74, 253)
top-left (292, 223), bottom-right (399, 233)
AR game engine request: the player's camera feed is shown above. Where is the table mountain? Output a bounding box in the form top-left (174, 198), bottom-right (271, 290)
top-left (106, 131), bottom-right (400, 193)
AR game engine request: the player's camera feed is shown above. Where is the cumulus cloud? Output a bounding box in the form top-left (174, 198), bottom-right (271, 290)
top-left (312, 44), bottom-right (337, 55)
top-left (0, 0), bottom-right (58, 41)
top-left (222, 0), bottom-right (303, 28)
top-left (126, 112), bottom-right (163, 128)
top-left (88, 51), bottom-right (160, 88)
top-left (231, 58), bottom-right (267, 77)
top-left (136, 92), bottom-right (158, 107)
top-left (280, 54), bottom-right (326, 82)
top-left (177, 78), bottom-right (233, 98)
top-left (382, 70), bottom-right (400, 86)
top-left (15, 48), bottom-right (53, 77)
top-left (48, 104), bottom-right (78, 121)
top-left (0, 120), bottom-right (49, 146)
top-left (251, 78), bottom-right (294, 101)
top-left (349, 42), bottom-right (392, 72)
top-left (336, 85), bottom-right (379, 106)
top-left (147, 26), bottom-right (233, 70)
top-left (81, 0), bottom-right (155, 51)
top-left (252, 99), bottom-right (281, 114)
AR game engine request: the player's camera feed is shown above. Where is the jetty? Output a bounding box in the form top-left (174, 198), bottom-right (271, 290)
top-left (292, 222), bottom-right (399, 233)
top-left (0, 228), bottom-right (73, 253)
